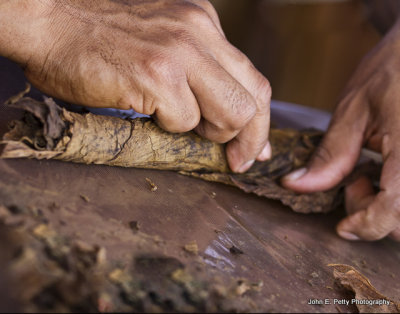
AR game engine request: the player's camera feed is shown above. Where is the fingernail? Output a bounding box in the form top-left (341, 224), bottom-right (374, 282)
top-left (283, 167), bottom-right (307, 182)
top-left (338, 230), bottom-right (360, 241)
top-left (238, 159), bottom-right (255, 173)
top-left (258, 142), bottom-right (272, 161)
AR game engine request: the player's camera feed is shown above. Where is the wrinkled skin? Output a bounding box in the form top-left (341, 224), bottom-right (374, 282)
top-left (0, 0), bottom-right (272, 173)
top-left (283, 19), bottom-right (400, 242)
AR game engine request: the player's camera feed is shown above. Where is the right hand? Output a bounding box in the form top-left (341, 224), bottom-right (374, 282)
top-left (0, 0), bottom-right (272, 173)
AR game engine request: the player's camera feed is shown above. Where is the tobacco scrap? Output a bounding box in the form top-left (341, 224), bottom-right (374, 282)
top-left (329, 264), bottom-right (400, 313)
top-left (229, 245), bottom-right (244, 255)
top-left (1, 203), bottom-right (264, 313)
top-left (80, 194), bottom-right (90, 203)
top-left (183, 241), bottom-right (199, 255)
top-left (128, 221), bottom-right (140, 233)
top-left (145, 178), bottom-right (158, 192)
top-left (0, 95), bottom-right (380, 213)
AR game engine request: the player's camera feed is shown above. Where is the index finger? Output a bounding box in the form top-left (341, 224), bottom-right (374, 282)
top-left (214, 43), bottom-right (272, 172)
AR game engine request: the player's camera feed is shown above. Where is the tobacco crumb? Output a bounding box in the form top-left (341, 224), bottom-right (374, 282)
top-left (284, 235), bottom-right (288, 240)
top-left (33, 224), bottom-right (56, 240)
top-left (183, 241), bottom-right (199, 255)
top-left (311, 272), bottom-right (319, 278)
top-left (152, 235), bottom-right (164, 245)
top-left (109, 269), bottom-right (126, 284)
top-left (229, 245), bottom-right (244, 255)
top-left (361, 259), bottom-right (367, 267)
top-left (80, 194), bottom-right (90, 202)
top-left (129, 221), bottom-right (140, 233)
top-left (48, 202), bottom-right (59, 212)
top-left (236, 280), bottom-right (250, 296)
top-left (235, 280), bottom-right (263, 296)
top-left (145, 178), bottom-right (158, 192)
top-left (171, 268), bottom-right (192, 284)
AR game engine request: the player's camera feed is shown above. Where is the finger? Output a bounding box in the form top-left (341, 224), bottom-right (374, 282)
top-left (337, 192), bottom-right (400, 241)
top-left (189, 59), bottom-right (257, 144)
top-left (281, 95), bottom-right (368, 193)
top-left (226, 104), bottom-right (270, 172)
top-left (345, 176), bottom-right (375, 215)
top-left (210, 40), bottom-right (271, 172)
top-left (152, 82), bottom-right (201, 133)
top-left (337, 134), bottom-right (400, 241)
top-left (187, 15), bottom-right (271, 171)
top-left (256, 141), bottom-right (272, 162)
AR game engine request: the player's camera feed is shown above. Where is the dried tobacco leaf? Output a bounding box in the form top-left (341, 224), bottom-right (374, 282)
top-left (329, 264), bottom-right (400, 313)
top-left (0, 96), bottom-right (351, 213)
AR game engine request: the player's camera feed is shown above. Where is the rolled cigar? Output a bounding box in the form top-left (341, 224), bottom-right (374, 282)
top-left (3, 93), bottom-right (373, 214)
top-left (1, 97), bottom-right (229, 173)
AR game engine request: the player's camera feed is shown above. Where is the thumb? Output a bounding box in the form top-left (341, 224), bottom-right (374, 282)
top-left (281, 100), bottom-right (367, 193)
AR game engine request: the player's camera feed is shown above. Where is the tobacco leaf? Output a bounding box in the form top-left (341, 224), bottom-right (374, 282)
top-left (329, 264), bottom-right (400, 313)
top-left (0, 96), bottom-right (356, 213)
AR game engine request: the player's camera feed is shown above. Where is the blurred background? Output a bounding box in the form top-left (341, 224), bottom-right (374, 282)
top-left (209, 0), bottom-right (393, 111)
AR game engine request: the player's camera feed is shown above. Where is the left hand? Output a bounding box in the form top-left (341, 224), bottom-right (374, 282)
top-left (281, 19), bottom-right (400, 242)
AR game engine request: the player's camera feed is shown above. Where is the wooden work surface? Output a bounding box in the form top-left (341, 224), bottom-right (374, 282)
top-left (0, 57), bottom-right (399, 313)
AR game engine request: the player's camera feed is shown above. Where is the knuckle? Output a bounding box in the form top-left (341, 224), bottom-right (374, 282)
top-left (141, 94), bottom-right (157, 116)
top-left (197, 0), bottom-right (219, 19)
top-left (144, 51), bottom-right (184, 82)
top-left (312, 145), bottom-right (334, 165)
top-left (117, 94), bottom-right (138, 111)
top-left (364, 224), bottom-right (388, 241)
top-left (167, 107), bottom-right (200, 133)
top-left (362, 197), bottom-right (394, 241)
top-left (224, 84), bottom-right (256, 128)
top-left (365, 232), bottom-right (384, 241)
top-left (225, 103), bottom-right (256, 131)
top-left (180, 2), bottom-right (214, 27)
top-left (254, 76), bottom-right (272, 108)
top-left (381, 190), bottom-right (400, 218)
top-left (178, 112), bottom-right (200, 132)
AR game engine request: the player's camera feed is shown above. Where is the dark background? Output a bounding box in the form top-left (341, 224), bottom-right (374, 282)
top-left (210, 0), bottom-right (382, 111)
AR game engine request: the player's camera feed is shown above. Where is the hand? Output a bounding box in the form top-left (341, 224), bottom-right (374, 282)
top-left (282, 19), bottom-right (400, 242)
top-left (0, 0), bottom-right (272, 173)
